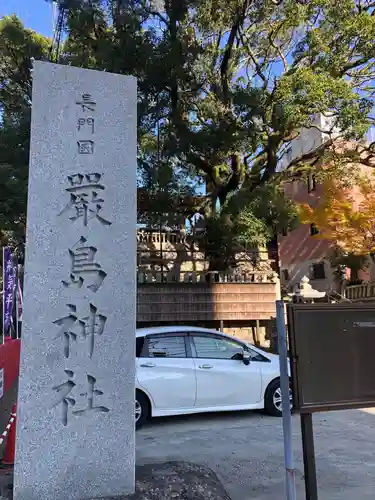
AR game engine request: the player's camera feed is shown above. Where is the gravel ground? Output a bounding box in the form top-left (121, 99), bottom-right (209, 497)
top-left (136, 407), bottom-right (375, 500)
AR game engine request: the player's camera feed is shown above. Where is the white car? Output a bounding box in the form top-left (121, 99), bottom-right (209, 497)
top-left (135, 326), bottom-right (290, 428)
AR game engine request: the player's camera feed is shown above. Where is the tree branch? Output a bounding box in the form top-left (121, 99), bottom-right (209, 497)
top-left (216, 153), bottom-right (243, 206)
top-left (261, 134), bottom-right (281, 184)
top-left (268, 26), bottom-right (288, 72)
top-left (355, 142), bottom-right (375, 167)
top-left (285, 138), bottom-right (335, 171)
top-left (341, 55), bottom-right (374, 75)
top-left (239, 28), bottom-right (267, 83)
top-left (220, 0), bottom-right (250, 105)
top-left (140, 0), bottom-right (169, 25)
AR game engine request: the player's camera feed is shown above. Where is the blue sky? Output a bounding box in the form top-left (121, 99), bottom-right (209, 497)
top-left (1, 0), bottom-right (53, 36)
top-left (2, 0), bottom-right (374, 145)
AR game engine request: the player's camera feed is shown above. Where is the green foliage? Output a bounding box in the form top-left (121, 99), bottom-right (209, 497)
top-left (137, 157), bottom-right (202, 228)
top-left (201, 181), bottom-right (299, 269)
top-left (0, 16), bottom-right (50, 243)
top-left (0, 15), bottom-right (50, 111)
top-left (202, 207), bottom-right (270, 271)
top-left (227, 182), bottom-right (300, 236)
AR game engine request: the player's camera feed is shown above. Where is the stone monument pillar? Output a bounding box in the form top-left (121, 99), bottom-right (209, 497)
top-left (13, 62), bottom-right (136, 500)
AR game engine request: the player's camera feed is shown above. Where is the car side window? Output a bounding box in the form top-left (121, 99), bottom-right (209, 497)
top-left (192, 335), bottom-right (244, 360)
top-left (136, 337), bottom-right (145, 358)
top-left (144, 335), bottom-right (187, 358)
top-left (245, 346), bottom-right (271, 362)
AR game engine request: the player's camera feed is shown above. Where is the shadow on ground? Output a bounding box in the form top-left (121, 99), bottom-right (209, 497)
top-left (136, 408), bottom-right (375, 500)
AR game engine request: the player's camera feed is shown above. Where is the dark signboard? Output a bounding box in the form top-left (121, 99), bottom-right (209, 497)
top-left (287, 303), bottom-right (375, 413)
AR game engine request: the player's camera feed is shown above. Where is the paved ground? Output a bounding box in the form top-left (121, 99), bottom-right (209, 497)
top-left (136, 407), bottom-right (375, 500)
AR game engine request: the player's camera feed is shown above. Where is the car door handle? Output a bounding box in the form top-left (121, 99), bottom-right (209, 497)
top-left (140, 363), bottom-right (156, 368)
top-left (198, 364), bottom-right (213, 369)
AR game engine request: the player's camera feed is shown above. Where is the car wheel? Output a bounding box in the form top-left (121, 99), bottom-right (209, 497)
top-left (264, 378), bottom-right (292, 417)
top-left (135, 390), bottom-right (150, 429)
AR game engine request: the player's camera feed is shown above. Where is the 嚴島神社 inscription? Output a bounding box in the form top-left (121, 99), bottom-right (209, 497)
top-left (14, 62), bottom-right (136, 500)
top-left (54, 94), bottom-right (110, 399)
top-left (51, 95), bottom-right (108, 406)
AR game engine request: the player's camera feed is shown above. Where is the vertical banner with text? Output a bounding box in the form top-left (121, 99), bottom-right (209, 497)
top-left (2, 247), bottom-right (17, 342)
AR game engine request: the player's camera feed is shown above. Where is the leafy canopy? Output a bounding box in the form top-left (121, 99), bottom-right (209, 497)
top-left (1, 1), bottom-right (375, 268)
top-left (0, 15), bottom-right (50, 247)
top-left (56, 0), bottom-right (375, 257)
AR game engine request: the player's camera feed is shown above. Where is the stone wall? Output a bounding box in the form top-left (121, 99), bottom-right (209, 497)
top-left (137, 282), bottom-right (277, 323)
top-left (137, 230), bottom-right (274, 275)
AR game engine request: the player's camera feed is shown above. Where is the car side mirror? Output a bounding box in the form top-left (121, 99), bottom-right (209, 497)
top-left (242, 350), bottom-right (251, 365)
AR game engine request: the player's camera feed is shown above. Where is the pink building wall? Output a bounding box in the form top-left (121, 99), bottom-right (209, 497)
top-left (279, 177), bottom-right (334, 292)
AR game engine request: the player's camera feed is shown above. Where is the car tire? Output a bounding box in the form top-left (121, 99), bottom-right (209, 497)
top-left (264, 378), bottom-right (291, 417)
top-left (135, 390), bottom-right (150, 429)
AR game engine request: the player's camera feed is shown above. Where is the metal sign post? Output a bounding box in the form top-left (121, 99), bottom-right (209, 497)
top-left (300, 413), bottom-right (318, 500)
top-left (276, 300), bottom-right (297, 500)
top-left (286, 302), bottom-right (375, 500)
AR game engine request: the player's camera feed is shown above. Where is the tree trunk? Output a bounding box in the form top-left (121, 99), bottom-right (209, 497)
top-left (267, 234), bottom-right (280, 278)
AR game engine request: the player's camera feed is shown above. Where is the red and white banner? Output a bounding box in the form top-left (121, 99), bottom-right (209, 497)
top-left (0, 339), bottom-right (21, 396)
top-left (16, 276), bottom-right (23, 324)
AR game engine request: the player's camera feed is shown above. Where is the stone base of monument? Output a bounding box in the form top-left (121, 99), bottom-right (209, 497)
top-left (0, 461), bottom-right (232, 500)
top-left (123, 461), bottom-right (231, 500)
top-left (85, 462), bottom-right (232, 500)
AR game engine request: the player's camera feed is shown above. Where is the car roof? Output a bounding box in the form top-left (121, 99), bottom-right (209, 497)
top-left (136, 325), bottom-right (228, 337)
